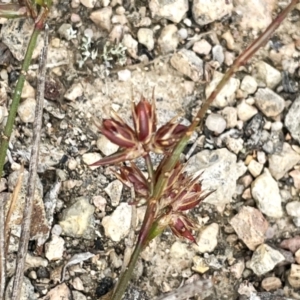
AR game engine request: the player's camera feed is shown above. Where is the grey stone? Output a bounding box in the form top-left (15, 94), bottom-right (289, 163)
top-left (251, 169), bottom-right (283, 218)
top-left (285, 95), bottom-right (300, 143)
top-left (192, 0), bottom-right (233, 25)
top-left (157, 25), bottom-right (179, 54)
top-left (234, 0), bottom-right (276, 31)
top-left (255, 88), bottom-right (285, 117)
top-left (186, 148), bottom-right (247, 212)
top-left (240, 75), bottom-right (258, 95)
top-left (5, 276), bottom-right (37, 300)
top-left (170, 49), bottom-right (203, 82)
top-left (149, 0), bottom-right (188, 23)
top-left (0, 18), bottom-right (43, 61)
top-left (268, 143), bottom-right (300, 180)
top-left (212, 45), bottom-right (224, 65)
top-left (249, 244), bottom-right (285, 276)
top-left (286, 201), bottom-right (300, 218)
top-left (104, 180), bottom-right (123, 206)
top-left (253, 61), bottom-right (282, 89)
top-left (221, 107), bottom-right (237, 128)
top-left (58, 23), bottom-right (76, 41)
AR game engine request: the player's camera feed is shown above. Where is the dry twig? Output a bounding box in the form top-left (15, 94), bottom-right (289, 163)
top-left (11, 24), bottom-right (49, 300)
top-left (5, 165), bottom-right (24, 254)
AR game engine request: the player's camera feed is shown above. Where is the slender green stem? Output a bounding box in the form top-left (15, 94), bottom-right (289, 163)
top-left (0, 28), bottom-right (41, 178)
top-left (0, 4), bottom-right (28, 18)
top-left (144, 154), bottom-right (154, 196)
top-left (111, 242), bottom-right (143, 300)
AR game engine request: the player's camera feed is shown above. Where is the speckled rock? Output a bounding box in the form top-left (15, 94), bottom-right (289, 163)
top-left (59, 197), bottom-right (95, 239)
top-left (221, 107), bottom-right (237, 128)
top-left (248, 159), bottom-right (263, 177)
top-left (5, 276), bottom-right (37, 300)
top-left (240, 75), bottom-right (258, 95)
top-left (192, 0), bottom-right (233, 26)
top-left (288, 264), bottom-right (300, 289)
top-left (195, 223), bottom-right (219, 253)
top-left (261, 277), bottom-right (282, 292)
top-left (102, 203), bottom-right (132, 242)
top-left (254, 88), bottom-right (285, 117)
top-left (18, 98), bottom-right (36, 123)
top-left (157, 25), bottom-right (179, 54)
top-left (253, 61), bottom-right (282, 89)
top-left (64, 82), bottom-right (84, 101)
top-left (104, 180), bottom-right (123, 206)
top-left (268, 143), bottom-right (300, 180)
top-left (249, 244), bottom-right (285, 276)
top-left (45, 235), bottom-right (65, 261)
top-left (251, 169), bottom-right (283, 218)
top-left (205, 113), bottom-right (227, 135)
top-left (137, 28), bottom-right (154, 51)
top-left (286, 201), bottom-right (300, 226)
top-left (234, 0), bottom-right (276, 31)
top-left (0, 18), bottom-right (43, 61)
top-left (90, 7), bottom-right (112, 31)
top-left (122, 34), bottom-right (138, 59)
top-left (237, 100), bottom-right (258, 122)
top-left (206, 71), bottom-right (240, 108)
top-left (186, 148), bottom-right (247, 212)
top-left (230, 206), bottom-right (268, 250)
top-left (170, 49), bottom-right (203, 82)
top-left (41, 283), bottom-right (71, 300)
top-left (21, 80), bottom-right (35, 99)
top-left (149, 0), bottom-right (188, 23)
top-left (285, 95), bottom-right (300, 143)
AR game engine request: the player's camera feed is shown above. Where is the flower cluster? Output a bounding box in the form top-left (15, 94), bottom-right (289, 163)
top-left (115, 161), bottom-right (209, 242)
top-left (91, 96), bottom-right (187, 166)
top-left (92, 96), bottom-right (210, 242)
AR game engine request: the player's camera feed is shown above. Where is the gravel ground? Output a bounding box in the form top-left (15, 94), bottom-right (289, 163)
top-left (1, 0), bottom-right (300, 299)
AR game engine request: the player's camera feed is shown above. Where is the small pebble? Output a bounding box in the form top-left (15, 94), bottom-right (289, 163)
top-left (104, 180), bottom-right (123, 206)
top-left (18, 98), bottom-right (36, 123)
top-left (205, 113), bottom-right (226, 135)
top-left (193, 39), bottom-right (212, 55)
top-left (82, 153), bottom-right (102, 169)
top-left (102, 203), bottom-right (132, 242)
top-left (80, 0), bottom-right (96, 8)
top-left (117, 69), bottom-right (131, 81)
top-left (288, 264), bottom-right (300, 288)
top-left (261, 277), bottom-right (282, 291)
top-left (248, 160), bottom-right (263, 177)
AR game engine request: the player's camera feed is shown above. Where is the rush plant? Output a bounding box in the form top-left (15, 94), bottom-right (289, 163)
top-left (90, 1), bottom-right (299, 299)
